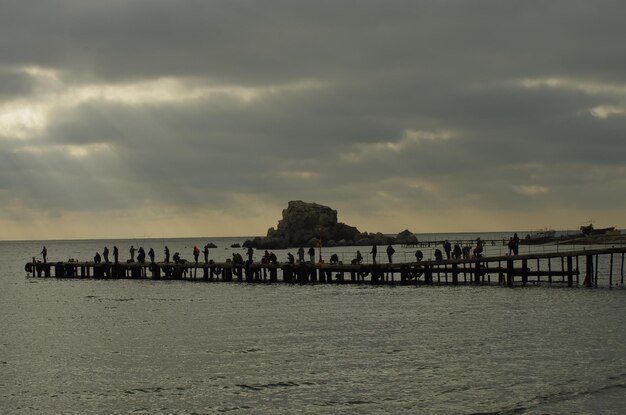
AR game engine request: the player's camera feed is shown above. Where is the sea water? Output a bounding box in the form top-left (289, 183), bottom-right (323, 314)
top-left (1, 235), bottom-right (625, 414)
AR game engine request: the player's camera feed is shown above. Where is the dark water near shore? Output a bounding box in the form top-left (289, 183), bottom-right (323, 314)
top-left (2, 235), bottom-right (625, 414)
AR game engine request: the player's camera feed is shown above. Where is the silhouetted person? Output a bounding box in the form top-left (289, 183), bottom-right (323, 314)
top-left (173, 252), bottom-right (181, 264)
top-left (247, 246), bottom-right (254, 262)
top-left (353, 250), bottom-right (363, 264)
top-left (415, 250), bottom-right (423, 261)
top-left (269, 252), bottom-right (277, 264)
top-left (193, 246), bottom-right (200, 264)
top-left (308, 246), bottom-right (315, 263)
top-left (434, 249), bottom-right (443, 261)
top-left (453, 244), bottom-right (462, 259)
top-left (103, 246), bottom-right (109, 263)
top-left (386, 244), bottom-right (395, 263)
top-left (148, 248), bottom-right (155, 263)
top-left (41, 246), bottom-right (47, 263)
top-left (443, 240), bottom-right (452, 260)
top-left (508, 237), bottom-right (515, 255)
top-left (137, 247), bottom-right (146, 263)
top-left (330, 253), bottom-right (339, 264)
top-left (287, 252), bottom-right (295, 264)
top-left (297, 247), bottom-right (305, 263)
top-left (371, 244), bottom-right (377, 264)
top-left (512, 233), bottom-right (520, 255)
top-left (129, 245), bottom-right (136, 262)
top-left (94, 252), bottom-right (102, 263)
top-left (113, 246), bottom-right (119, 263)
top-left (203, 245), bottom-right (209, 263)
top-left (473, 239), bottom-right (483, 258)
top-left (462, 246), bottom-right (471, 259)
top-left (164, 246), bottom-right (170, 263)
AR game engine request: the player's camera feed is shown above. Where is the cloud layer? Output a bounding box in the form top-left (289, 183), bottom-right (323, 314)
top-left (1, 1), bottom-right (625, 239)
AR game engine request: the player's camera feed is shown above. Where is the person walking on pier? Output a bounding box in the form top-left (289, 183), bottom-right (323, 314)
top-left (129, 245), bottom-right (136, 262)
top-left (193, 246), bottom-right (200, 264)
top-left (103, 246), bottom-right (109, 263)
top-left (443, 240), bottom-right (452, 260)
top-left (203, 245), bottom-right (209, 263)
top-left (148, 248), bottom-right (155, 263)
top-left (308, 246), bottom-right (315, 264)
top-left (164, 246), bottom-right (170, 263)
top-left (113, 246), bottom-right (119, 263)
top-left (386, 244), bottom-right (395, 263)
top-left (41, 246), bottom-right (47, 263)
top-left (371, 244), bottom-right (378, 264)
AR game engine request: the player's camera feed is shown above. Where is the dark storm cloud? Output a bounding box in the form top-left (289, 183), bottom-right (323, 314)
top-left (1, 0), bottom-right (625, 236)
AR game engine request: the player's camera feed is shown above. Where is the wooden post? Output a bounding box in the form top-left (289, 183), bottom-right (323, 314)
top-left (425, 265), bottom-right (433, 284)
top-left (452, 263), bottom-right (459, 285)
top-left (609, 253), bottom-right (614, 287)
top-left (585, 254), bottom-right (593, 288)
top-left (594, 254), bottom-right (599, 287)
top-left (536, 258), bottom-right (540, 283)
top-left (621, 253), bottom-right (624, 285)
top-left (521, 259), bottom-right (528, 286)
top-left (474, 261), bottom-right (481, 284)
top-left (506, 259), bottom-right (514, 286)
top-left (548, 258), bottom-right (552, 284)
top-left (567, 256), bottom-right (573, 287)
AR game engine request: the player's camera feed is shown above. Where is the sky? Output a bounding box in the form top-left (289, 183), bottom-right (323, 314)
top-left (1, 0), bottom-right (625, 240)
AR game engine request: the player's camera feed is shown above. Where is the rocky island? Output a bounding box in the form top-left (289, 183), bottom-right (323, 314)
top-left (244, 200), bottom-right (419, 249)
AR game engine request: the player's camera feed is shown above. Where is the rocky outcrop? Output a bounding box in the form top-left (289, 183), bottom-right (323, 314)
top-left (395, 229), bottom-right (419, 245)
top-left (244, 201), bottom-right (419, 249)
top-left (247, 201), bottom-right (361, 248)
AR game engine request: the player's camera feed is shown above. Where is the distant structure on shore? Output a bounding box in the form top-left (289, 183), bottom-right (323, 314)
top-left (244, 200), bottom-right (419, 249)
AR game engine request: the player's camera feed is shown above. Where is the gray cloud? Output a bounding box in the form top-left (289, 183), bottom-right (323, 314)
top-left (1, 1), bottom-right (625, 238)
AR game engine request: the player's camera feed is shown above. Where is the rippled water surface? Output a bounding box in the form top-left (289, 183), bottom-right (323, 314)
top-left (1, 238), bottom-right (625, 414)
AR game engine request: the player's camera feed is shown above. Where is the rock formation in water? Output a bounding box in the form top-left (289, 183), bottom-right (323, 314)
top-left (245, 201), bottom-right (420, 249)
top-left (247, 201), bottom-right (361, 249)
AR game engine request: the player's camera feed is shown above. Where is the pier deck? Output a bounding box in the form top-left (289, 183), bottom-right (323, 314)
top-left (25, 247), bottom-right (626, 288)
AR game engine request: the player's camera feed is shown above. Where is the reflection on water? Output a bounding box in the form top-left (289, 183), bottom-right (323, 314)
top-left (1, 237), bottom-right (625, 414)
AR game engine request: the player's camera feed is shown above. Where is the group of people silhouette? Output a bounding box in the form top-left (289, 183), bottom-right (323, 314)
top-left (39, 234), bottom-right (521, 267)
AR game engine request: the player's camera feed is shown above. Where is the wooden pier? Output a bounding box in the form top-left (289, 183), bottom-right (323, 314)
top-left (24, 247), bottom-right (626, 288)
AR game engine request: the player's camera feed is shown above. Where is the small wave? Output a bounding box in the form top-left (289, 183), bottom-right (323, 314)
top-left (236, 381), bottom-right (301, 391)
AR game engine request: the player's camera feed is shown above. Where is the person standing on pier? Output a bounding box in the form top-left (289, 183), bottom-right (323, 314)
top-left (103, 246), bottom-right (109, 263)
top-left (113, 246), bottom-right (119, 263)
top-left (453, 244), bottom-right (462, 259)
top-left (164, 246), bottom-right (170, 263)
top-left (148, 248), bottom-right (155, 263)
top-left (512, 233), bottom-right (520, 255)
top-left (94, 252), bottom-right (102, 263)
top-left (41, 246), bottom-right (47, 263)
top-left (247, 246), bottom-right (254, 262)
top-left (386, 244), bottom-right (395, 263)
top-left (203, 245), bottom-right (209, 263)
top-left (307, 246), bottom-right (315, 263)
top-left (193, 246), bottom-right (200, 264)
top-left (297, 247), bottom-right (305, 263)
top-left (129, 245), bottom-right (136, 262)
top-left (355, 250), bottom-right (363, 264)
top-left (137, 247), bottom-right (146, 263)
top-left (287, 252), bottom-right (295, 264)
top-left (443, 240), bottom-right (452, 260)
top-left (371, 244), bottom-right (378, 264)
top-left (508, 238), bottom-right (515, 255)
